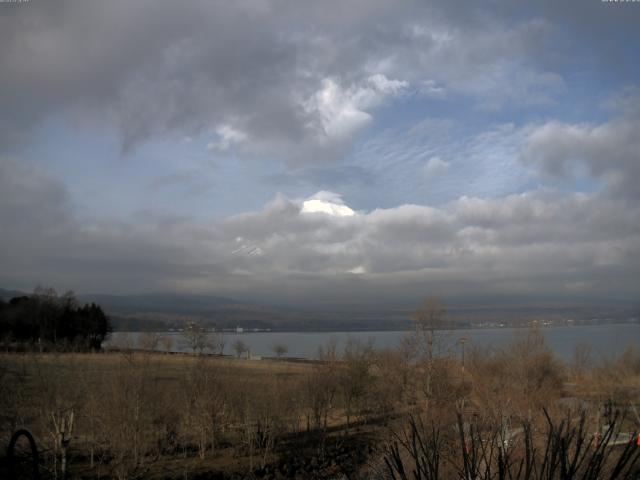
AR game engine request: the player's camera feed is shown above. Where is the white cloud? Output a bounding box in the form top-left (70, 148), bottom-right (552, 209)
top-left (1, 1), bottom-right (639, 312)
top-left (422, 156), bottom-right (450, 177)
top-left (232, 243), bottom-right (264, 257)
top-left (207, 125), bottom-right (248, 152)
top-left (2, 159), bottom-right (639, 305)
top-left (400, 19), bottom-right (565, 110)
top-left (349, 265), bottom-right (366, 274)
top-left (521, 104), bottom-right (640, 197)
top-left (367, 74), bottom-right (408, 96)
top-left (303, 74), bottom-right (408, 142)
top-left (420, 79), bottom-right (446, 97)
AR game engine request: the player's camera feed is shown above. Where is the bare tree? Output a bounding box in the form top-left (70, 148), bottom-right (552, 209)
top-left (51, 409), bottom-right (74, 479)
top-left (111, 332), bottom-right (135, 352)
top-left (180, 359), bottom-right (227, 459)
top-left (138, 332), bottom-right (160, 352)
top-left (304, 338), bottom-right (340, 430)
top-left (208, 331), bottom-right (226, 355)
top-left (99, 354), bottom-right (170, 479)
top-left (180, 321), bottom-right (210, 354)
top-left (272, 343), bottom-right (288, 358)
top-left (571, 343), bottom-right (592, 378)
top-left (233, 339), bottom-right (249, 358)
top-left (32, 354), bottom-right (80, 480)
top-left (408, 297), bottom-right (449, 409)
top-left (410, 297), bottom-right (447, 361)
top-left (340, 337), bottom-right (375, 428)
top-left (466, 328), bottom-right (565, 422)
top-left (159, 334), bottom-right (173, 353)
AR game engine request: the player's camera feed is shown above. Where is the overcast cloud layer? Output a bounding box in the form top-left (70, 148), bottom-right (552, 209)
top-left (1, 0), bottom-right (639, 309)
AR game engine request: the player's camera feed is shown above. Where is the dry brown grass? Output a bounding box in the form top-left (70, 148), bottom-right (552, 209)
top-left (2, 336), bottom-right (638, 479)
top-left (0, 352), bottom-right (320, 478)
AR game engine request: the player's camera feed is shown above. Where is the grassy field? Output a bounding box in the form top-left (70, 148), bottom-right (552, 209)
top-left (0, 351), bottom-right (378, 479)
top-left (1, 336), bottom-right (639, 479)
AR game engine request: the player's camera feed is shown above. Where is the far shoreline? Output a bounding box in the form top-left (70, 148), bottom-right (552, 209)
top-left (110, 318), bottom-right (639, 334)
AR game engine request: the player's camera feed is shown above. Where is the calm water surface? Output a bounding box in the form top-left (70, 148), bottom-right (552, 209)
top-left (108, 324), bottom-right (639, 361)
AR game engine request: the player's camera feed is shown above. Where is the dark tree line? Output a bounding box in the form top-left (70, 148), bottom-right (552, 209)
top-left (0, 287), bottom-right (111, 350)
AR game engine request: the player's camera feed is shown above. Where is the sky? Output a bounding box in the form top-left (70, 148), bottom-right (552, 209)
top-left (1, 0), bottom-right (639, 310)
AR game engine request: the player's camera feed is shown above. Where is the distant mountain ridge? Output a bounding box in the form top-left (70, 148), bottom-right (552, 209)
top-left (1, 288), bottom-right (249, 313)
top-left (78, 292), bottom-right (243, 314)
top-left (0, 288), bottom-right (403, 331)
top-left (0, 288), bottom-right (29, 300)
top-left (1, 287), bottom-right (637, 332)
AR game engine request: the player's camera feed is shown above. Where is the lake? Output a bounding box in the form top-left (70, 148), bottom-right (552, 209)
top-left (107, 323), bottom-right (639, 361)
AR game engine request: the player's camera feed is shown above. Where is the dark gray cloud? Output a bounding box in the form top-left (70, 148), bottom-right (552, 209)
top-left (1, 0), bottom-right (399, 158)
top-left (4, 0), bottom-right (634, 159)
top-left (1, 158), bottom-right (638, 307)
top-left (521, 91), bottom-right (640, 198)
top-left (2, 1), bottom-right (639, 309)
